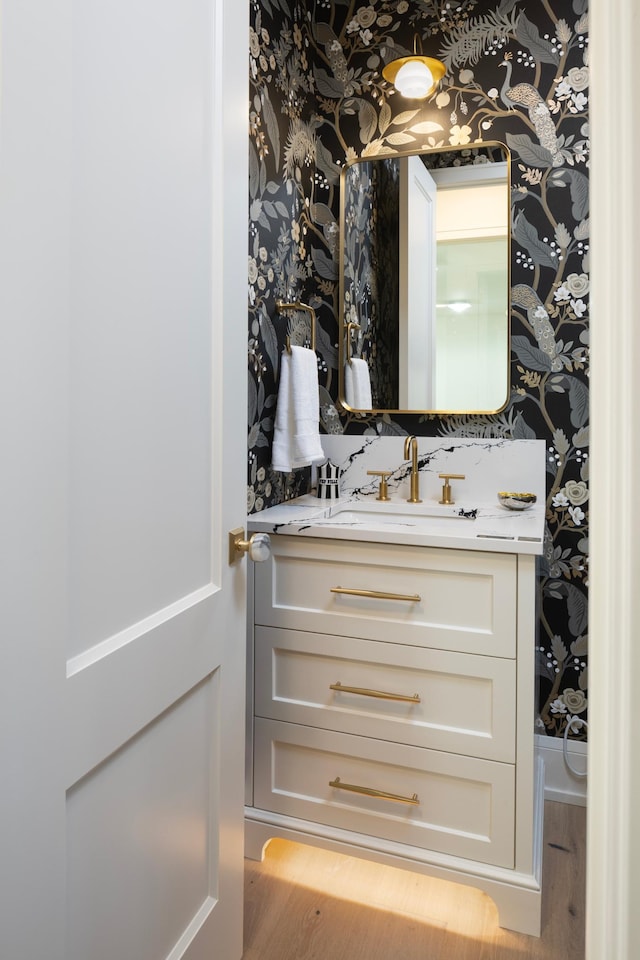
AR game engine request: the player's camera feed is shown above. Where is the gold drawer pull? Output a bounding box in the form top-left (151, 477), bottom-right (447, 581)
top-left (330, 681), bottom-right (420, 704)
top-left (329, 776), bottom-right (419, 805)
top-left (330, 586), bottom-right (421, 603)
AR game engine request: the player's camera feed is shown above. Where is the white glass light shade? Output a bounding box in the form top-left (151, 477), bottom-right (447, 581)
top-left (394, 59), bottom-right (434, 99)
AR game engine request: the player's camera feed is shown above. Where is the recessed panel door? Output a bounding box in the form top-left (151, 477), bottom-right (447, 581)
top-left (0, 1), bottom-right (248, 958)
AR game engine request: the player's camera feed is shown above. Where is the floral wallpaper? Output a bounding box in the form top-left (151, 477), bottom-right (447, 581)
top-left (248, 0), bottom-right (589, 741)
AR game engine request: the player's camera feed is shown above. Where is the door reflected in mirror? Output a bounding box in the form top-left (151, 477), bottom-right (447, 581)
top-left (339, 142), bottom-right (510, 415)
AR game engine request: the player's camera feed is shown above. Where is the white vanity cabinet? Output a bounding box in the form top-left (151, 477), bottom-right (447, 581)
top-left (245, 534), bottom-right (543, 936)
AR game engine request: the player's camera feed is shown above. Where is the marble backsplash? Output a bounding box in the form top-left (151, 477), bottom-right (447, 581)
top-left (315, 436), bottom-right (546, 506)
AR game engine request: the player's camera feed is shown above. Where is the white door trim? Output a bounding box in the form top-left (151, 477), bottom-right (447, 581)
top-left (588, 1), bottom-right (640, 958)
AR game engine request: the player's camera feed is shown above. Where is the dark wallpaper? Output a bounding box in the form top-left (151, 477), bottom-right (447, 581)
top-left (248, 0), bottom-right (589, 740)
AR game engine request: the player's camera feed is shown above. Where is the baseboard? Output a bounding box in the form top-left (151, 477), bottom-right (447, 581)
top-left (536, 733), bottom-right (587, 806)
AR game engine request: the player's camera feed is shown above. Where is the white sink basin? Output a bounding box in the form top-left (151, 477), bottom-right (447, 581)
top-left (326, 501), bottom-right (477, 524)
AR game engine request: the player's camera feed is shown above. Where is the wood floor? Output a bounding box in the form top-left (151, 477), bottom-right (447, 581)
top-left (243, 801), bottom-right (585, 960)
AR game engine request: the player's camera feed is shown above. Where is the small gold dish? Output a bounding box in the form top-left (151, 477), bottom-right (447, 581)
top-left (498, 491), bottom-right (537, 511)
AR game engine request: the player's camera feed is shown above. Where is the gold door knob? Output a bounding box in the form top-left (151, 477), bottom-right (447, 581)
top-left (228, 529), bottom-right (271, 565)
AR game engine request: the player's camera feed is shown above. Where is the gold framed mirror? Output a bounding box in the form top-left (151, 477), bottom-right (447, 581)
top-left (338, 141), bottom-right (511, 415)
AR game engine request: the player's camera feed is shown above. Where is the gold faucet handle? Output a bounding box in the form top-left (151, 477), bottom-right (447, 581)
top-left (367, 470), bottom-right (392, 502)
top-left (438, 473), bottom-right (466, 505)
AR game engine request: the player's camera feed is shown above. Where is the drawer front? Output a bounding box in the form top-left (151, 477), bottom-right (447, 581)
top-left (254, 536), bottom-right (517, 658)
top-left (255, 627), bottom-right (516, 762)
top-left (253, 719), bottom-right (515, 869)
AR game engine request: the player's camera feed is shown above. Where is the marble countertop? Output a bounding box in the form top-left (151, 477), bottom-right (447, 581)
top-left (248, 493), bottom-right (545, 555)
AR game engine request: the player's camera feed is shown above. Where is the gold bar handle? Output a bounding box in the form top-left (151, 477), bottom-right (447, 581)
top-left (330, 681), bottom-right (420, 704)
top-left (330, 586), bottom-right (421, 603)
top-left (329, 777), bottom-right (419, 805)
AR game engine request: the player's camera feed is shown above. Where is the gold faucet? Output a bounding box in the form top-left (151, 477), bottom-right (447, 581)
top-left (438, 473), bottom-right (466, 505)
top-left (403, 435), bottom-right (422, 503)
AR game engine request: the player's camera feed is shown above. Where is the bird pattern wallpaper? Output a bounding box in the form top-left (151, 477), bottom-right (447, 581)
top-left (248, 0), bottom-right (589, 742)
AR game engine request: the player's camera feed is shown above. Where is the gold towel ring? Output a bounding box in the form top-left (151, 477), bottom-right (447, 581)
top-left (276, 300), bottom-right (317, 353)
top-left (345, 321), bottom-right (361, 365)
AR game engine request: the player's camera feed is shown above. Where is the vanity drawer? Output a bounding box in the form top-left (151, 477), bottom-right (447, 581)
top-left (254, 536), bottom-right (517, 658)
top-left (253, 719), bottom-right (515, 869)
top-left (255, 627), bottom-right (516, 762)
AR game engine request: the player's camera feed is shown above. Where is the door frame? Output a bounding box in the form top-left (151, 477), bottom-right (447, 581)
top-left (588, 1), bottom-right (640, 957)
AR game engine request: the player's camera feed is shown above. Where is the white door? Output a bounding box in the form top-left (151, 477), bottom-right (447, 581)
top-left (0, 2), bottom-right (248, 959)
top-left (399, 155), bottom-right (437, 409)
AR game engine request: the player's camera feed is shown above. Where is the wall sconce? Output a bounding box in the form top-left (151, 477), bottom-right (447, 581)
top-left (381, 36), bottom-right (446, 100)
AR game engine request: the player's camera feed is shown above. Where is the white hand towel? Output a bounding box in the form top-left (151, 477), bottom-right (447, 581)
top-left (271, 350), bottom-right (294, 472)
top-left (272, 346), bottom-right (324, 472)
top-left (290, 345), bottom-right (324, 465)
top-left (344, 358), bottom-right (372, 409)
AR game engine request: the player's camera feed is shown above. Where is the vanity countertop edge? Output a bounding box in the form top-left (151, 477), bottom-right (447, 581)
top-left (248, 494), bottom-right (545, 556)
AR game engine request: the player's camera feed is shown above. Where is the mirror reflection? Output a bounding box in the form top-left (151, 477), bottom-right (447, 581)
top-left (339, 142), bottom-right (510, 415)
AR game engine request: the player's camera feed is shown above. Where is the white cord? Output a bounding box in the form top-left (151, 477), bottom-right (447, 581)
top-left (563, 715), bottom-right (588, 779)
